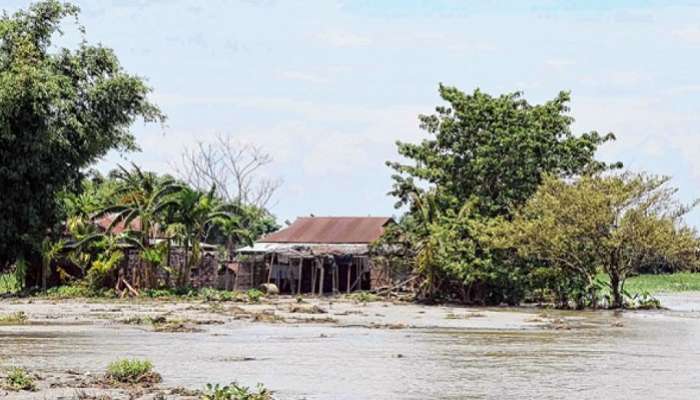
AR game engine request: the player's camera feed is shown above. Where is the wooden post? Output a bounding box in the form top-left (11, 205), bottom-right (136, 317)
top-left (250, 259), bottom-right (255, 289)
top-left (266, 253), bottom-right (274, 284)
top-left (332, 263), bottom-right (338, 294)
top-left (346, 259), bottom-right (352, 294)
top-left (318, 259), bottom-right (325, 296)
top-left (311, 258), bottom-right (317, 296)
top-left (297, 258), bottom-right (303, 295)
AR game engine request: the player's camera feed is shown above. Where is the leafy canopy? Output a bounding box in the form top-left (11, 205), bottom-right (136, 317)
top-left (388, 85), bottom-right (619, 217)
top-left (0, 0), bottom-right (164, 268)
top-left (507, 173), bottom-right (699, 308)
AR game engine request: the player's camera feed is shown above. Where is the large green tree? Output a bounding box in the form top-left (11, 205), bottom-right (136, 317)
top-left (381, 86), bottom-right (619, 304)
top-left (388, 85), bottom-right (619, 217)
top-left (0, 1), bottom-right (164, 269)
top-left (508, 173), bottom-right (699, 308)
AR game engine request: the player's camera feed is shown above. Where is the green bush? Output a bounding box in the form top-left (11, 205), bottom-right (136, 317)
top-left (44, 284), bottom-right (115, 299)
top-left (200, 287), bottom-right (235, 302)
top-left (4, 367), bottom-right (36, 391)
top-left (202, 382), bottom-right (273, 400)
top-left (105, 359), bottom-right (160, 384)
top-left (246, 289), bottom-right (264, 303)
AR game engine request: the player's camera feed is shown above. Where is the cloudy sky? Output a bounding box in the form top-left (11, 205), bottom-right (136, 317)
top-left (8, 0), bottom-right (700, 225)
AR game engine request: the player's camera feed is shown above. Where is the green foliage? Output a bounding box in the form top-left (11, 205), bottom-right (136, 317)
top-left (44, 284), bottom-right (115, 299)
top-left (202, 382), bottom-right (274, 400)
top-left (0, 0), bottom-right (164, 269)
top-left (380, 86), bottom-right (618, 305)
top-left (387, 85), bottom-right (618, 217)
top-left (105, 359), bottom-right (157, 384)
top-left (4, 367), bottom-right (36, 391)
top-left (506, 173), bottom-right (700, 308)
top-left (0, 272), bottom-right (20, 294)
top-left (246, 288), bottom-right (264, 303)
top-left (85, 250), bottom-right (124, 290)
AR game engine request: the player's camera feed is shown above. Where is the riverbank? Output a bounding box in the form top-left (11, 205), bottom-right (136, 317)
top-left (0, 296), bottom-right (625, 399)
top-left (2, 294), bottom-right (700, 399)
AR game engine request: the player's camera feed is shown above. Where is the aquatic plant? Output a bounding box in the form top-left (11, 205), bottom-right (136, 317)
top-left (105, 359), bottom-right (161, 384)
top-left (4, 367), bottom-right (36, 391)
top-left (202, 382), bottom-right (274, 400)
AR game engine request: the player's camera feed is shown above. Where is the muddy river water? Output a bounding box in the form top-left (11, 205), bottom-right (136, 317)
top-left (1, 294), bottom-right (700, 399)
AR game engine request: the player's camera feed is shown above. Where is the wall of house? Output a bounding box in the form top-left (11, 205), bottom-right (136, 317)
top-left (119, 248), bottom-right (220, 288)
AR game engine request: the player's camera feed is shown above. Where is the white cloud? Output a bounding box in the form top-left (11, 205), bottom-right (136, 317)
top-left (544, 58), bottom-right (574, 69)
top-left (672, 25), bottom-right (700, 45)
top-left (313, 30), bottom-right (372, 48)
top-left (277, 70), bottom-right (330, 84)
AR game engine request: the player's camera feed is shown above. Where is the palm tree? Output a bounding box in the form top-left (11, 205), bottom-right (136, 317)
top-left (171, 186), bottom-right (234, 287)
top-left (96, 164), bottom-right (182, 288)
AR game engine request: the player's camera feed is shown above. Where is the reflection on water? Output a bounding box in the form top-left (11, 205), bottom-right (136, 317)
top-left (1, 302), bottom-right (700, 399)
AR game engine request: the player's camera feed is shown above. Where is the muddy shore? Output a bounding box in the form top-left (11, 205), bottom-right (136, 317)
top-left (1, 295), bottom-right (699, 399)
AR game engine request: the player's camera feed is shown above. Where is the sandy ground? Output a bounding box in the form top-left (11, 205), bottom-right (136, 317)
top-left (0, 296), bottom-right (609, 399)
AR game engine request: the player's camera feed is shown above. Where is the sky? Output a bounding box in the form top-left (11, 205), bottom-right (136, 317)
top-left (7, 0), bottom-right (700, 226)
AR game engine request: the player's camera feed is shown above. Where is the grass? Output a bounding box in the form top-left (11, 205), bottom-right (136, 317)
top-left (0, 311), bottom-right (28, 325)
top-left (105, 359), bottom-right (161, 384)
top-left (4, 367), bottom-right (36, 391)
top-left (597, 272), bottom-right (700, 295)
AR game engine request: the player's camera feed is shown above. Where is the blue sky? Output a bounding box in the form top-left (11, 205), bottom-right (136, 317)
top-left (8, 1), bottom-right (700, 226)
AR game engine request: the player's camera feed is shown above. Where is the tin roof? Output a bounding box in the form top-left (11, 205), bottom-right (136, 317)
top-left (260, 216), bottom-right (392, 244)
top-left (94, 214), bottom-right (142, 234)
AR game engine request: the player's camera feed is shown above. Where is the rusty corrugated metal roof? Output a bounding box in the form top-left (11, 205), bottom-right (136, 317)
top-left (94, 214), bottom-right (142, 234)
top-left (260, 216), bottom-right (392, 244)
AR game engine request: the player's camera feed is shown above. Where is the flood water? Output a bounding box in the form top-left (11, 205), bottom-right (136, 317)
top-left (2, 296), bottom-right (700, 399)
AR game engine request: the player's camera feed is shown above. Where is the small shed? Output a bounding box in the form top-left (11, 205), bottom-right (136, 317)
top-left (235, 216), bottom-right (392, 294)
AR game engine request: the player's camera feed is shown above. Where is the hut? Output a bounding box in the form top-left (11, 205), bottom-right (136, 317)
top-left (235, 216), bottom-right (392, 294)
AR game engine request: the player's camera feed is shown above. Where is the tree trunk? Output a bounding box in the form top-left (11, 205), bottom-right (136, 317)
top-left (610, 271), bottom-right (623, 309)
top-left (41, 262), bottom-right (47, 292)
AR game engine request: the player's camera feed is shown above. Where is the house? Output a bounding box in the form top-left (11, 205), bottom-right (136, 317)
top-left (235, 216), bottom-right (393, 294)
top-left (60, 213), bottom-right (220, 290)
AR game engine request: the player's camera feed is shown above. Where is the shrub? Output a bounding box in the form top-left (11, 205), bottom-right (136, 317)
top-left (105, 359), bottom-right (161, 384)
top-left (200, 287), bottom-right (235, 302)
top-left (4, 367), bottom-right (36, 391)
top-left (246, 289), bottom-right (264, 303)
top-left (0, 311), bottom-right (28, 324)
top-left (44, 285), bottom-right (115, 299)
top-left (202, 382), bottom-right (273, 400)
top-left (349, 291), bottom-right (378, 303)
